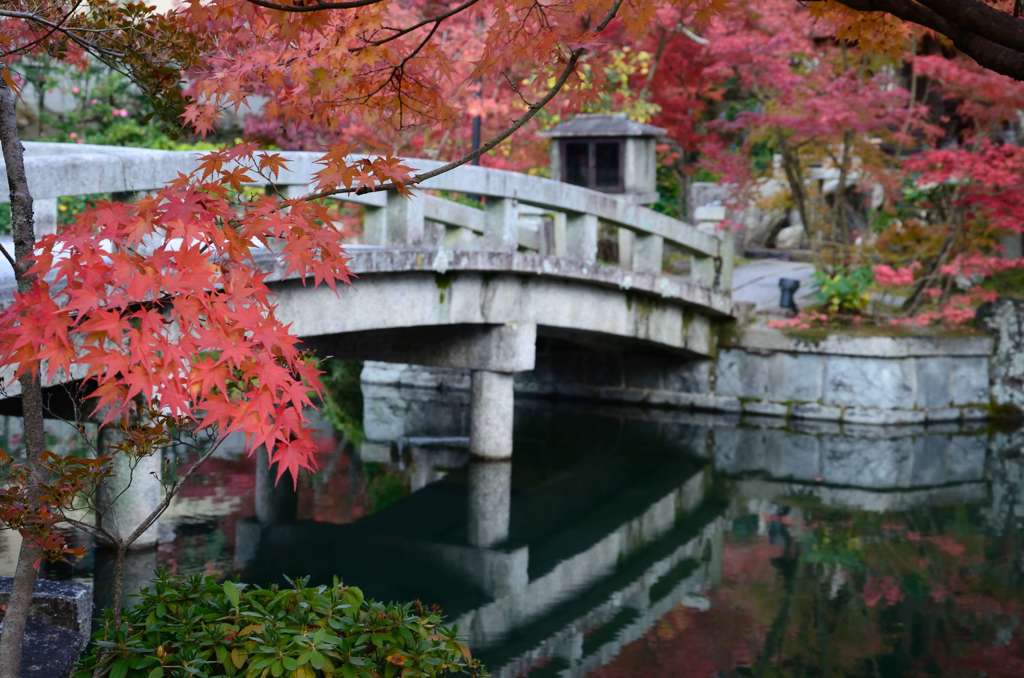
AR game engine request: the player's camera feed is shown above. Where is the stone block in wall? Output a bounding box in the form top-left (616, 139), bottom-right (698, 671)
top-left (769, 353), bottom-right (824, 402)
top-left (718, 350), bottom-right (824, 403)
top-left (661, 360), bottom-right (713, 393)
top-left (823, 357), bottom-right (916, 410)
top-left (790, 402), bottom-right (845, 421)
top-left (948, 356), bottom-right (990, 405)
top-left (842, 407), bottom-right (927, 425)
top-left (716, 349), bottom-right (762, 398)
top-left (918, 356), bottom-right (989, 409)
top-left (915, 357), bottom-right (954, 409)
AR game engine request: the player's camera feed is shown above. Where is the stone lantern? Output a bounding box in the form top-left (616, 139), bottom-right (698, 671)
top-left (543, 113), bottom-right (665, 205)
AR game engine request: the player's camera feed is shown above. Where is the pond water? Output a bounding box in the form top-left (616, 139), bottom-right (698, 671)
top-left (1, 381), bottom-right (1023, 677)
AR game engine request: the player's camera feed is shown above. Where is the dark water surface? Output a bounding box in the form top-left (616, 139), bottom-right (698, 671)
top-left (2, 384), bottom-right (1023, 677)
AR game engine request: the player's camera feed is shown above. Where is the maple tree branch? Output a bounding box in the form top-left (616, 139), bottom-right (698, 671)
top-left (309, 47), bottom-right (584, 200)
top-left (0, 8), bottom-right (125, 59)
top-left (244, 0), bottom-right (384, 12)
top-left (916, 0), bottom-right (1024, 52)
top-left (356, 0), bottom-right (482, 49)
top-left (0, 0), bottom-right (85, 59)
top-left (0, 242), bottom-right (15, 272)
top-left (305, 0), bottom-right (622, 200)
top-left (822, 0), bottom-right (1024, 80)
top-left (123, 432), bottom-right (228, 548)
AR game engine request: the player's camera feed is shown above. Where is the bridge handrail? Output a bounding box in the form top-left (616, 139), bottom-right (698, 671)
top-left (1, 143), bottom-right (733, 293)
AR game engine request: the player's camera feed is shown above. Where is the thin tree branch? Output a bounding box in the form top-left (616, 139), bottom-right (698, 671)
top-left (0, 0), bottom-right (85, 59)
top-left (244, 0), bottom-right (384, 12)
top-left (298, 0), bottom-right (623, 198)
top-left (0, 242), bottom-right (15, 271)
top-left (354, 0), bottom-right (482, 50)
top-left (0, 9), bottom-right (124, 60)
top-left (123, 433), bottom-right (228, 548)
top-left (309, 48), bottom-right (584, 200)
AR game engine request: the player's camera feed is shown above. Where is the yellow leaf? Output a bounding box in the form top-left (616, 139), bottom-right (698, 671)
top-left (230, 648), bottom-right (247, 669)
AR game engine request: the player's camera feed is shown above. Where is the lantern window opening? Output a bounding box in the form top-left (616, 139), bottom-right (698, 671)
top-left (560, 137), bottom-right (625, 193)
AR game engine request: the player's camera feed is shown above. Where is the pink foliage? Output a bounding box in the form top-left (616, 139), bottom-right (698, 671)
top-left (863, 575), bottom-right (903, 609)
top-left (874, 262), bottom-right (919, 287)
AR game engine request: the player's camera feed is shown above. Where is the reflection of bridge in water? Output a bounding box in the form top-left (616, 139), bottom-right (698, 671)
top-left (225, 387), bottom-right (1021, 677)
top-left (235, 406), bottom-right (725, 677)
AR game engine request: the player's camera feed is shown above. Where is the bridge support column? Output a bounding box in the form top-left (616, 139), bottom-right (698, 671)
top-left (470, 370), bottom-right (514, 459)
top-left (96, 440), bottom-right (162, 549)
top-left (467, 460), bottom-right (512, 547)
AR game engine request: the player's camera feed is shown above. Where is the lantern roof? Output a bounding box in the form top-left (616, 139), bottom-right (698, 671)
top-left (541, 113), bottom-right (665, 139)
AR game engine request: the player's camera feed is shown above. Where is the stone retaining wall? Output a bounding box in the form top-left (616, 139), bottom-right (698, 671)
top-left (711, 328), bottom-right (994, 424)
top-left (362, 318), bottom-right (1014, 425)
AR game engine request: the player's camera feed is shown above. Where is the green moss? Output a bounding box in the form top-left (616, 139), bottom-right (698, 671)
top-left (319, 358), bottom-right (364, 444)
top-left (716, 319), bottom-right (742, 348)
top-left (777, 321), bottom-right (987, 344)
top-left (986, 400), bottom-right (1024, 430)
top-left (435, 272), bottom-right (453, 304)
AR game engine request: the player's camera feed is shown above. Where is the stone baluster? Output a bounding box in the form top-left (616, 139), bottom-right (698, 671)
top-left (363, 190), bottom-right (425, 246)
top-left (550, 211), bottom-right (568, 257)
top-left (566, 212), bottom-right (598, 264)
top-left (484, 197), bottom-right (519, 251)
top-left (690, 205), bottom-right (729, 290)
top-left (32, 197), bottom-right (58, 236)
top-left (632, 232), bottom-right (664, 274)
top-left (618, 228), bottom-right (635, 270)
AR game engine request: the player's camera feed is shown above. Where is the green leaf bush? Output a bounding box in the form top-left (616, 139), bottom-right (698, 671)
top-left (76, 572), bottom-right (484, 678)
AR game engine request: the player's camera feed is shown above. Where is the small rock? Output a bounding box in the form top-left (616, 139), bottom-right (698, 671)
top-left (775, 224), bottom-right (805, 249)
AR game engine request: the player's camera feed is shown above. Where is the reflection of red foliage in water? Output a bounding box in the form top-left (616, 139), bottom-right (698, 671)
top-left (862, 575), bottom-right (902, 608)
top-left (158, 455), bottom-right (257, 576)
top-left (723, 538), bottom-right (785, 583)
top-left (928, 634), bottom-right (1024, 678)
top-left (298, 447), bottom-right (371, 525)
top-left (588, 603), bottom-right (759, 678)
top-left (593, 538), bottom-right (773, 677)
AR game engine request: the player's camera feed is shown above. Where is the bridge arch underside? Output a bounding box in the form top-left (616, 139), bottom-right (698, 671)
top-left (275, 269), bottom-right (721, 374)
top-left (0, 266), bottom-right (723, 421)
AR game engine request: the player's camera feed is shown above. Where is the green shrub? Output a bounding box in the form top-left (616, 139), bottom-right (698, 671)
top-left (76, 572), bottom-right (484, 678)
top-left (814, 265), bottom-right (874, 315)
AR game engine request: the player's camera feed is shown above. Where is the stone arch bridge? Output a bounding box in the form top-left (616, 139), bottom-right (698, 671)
top-left (0, 142), bottom-right (734, 458)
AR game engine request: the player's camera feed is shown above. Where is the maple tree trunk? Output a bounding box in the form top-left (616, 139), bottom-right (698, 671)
top-left (0, 79), bottom-right (49, 678)
top-left (109, 543), bottom-right (127, 630)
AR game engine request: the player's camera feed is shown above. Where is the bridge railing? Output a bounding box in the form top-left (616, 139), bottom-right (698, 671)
top-left (1, 143), bottom-right (733, 293)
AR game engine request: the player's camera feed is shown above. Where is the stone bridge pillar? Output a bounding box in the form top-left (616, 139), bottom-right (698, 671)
top-left (470, 371), bottom-right (515, 459)
top-left (467, 460), bottom-right (512, 546)
top-left (96, 428), bottom-right (162, 550)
